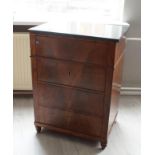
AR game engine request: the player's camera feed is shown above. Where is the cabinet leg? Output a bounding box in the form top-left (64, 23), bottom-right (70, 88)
top-left (35, 125), bottom-right (42, 133)
top-left (100, 140), bottom-right (107, 150)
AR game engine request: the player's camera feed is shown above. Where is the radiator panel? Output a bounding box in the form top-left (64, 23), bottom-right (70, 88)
top-left (13, 33), bottom-right (32, 90)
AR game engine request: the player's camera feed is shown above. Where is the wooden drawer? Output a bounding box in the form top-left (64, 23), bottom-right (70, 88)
top-left (38, 106), bottom-right (69, 129)
top-left (37, 58), bottom-right (106, 91)
top-left (35, 35), bottom-right (109, 66)
top-left (37, 82), bottom-right (104, 117)
top-left (68, 112), bottom-right (102, 136)
top-left (38, 106), bottom-right (102, 136)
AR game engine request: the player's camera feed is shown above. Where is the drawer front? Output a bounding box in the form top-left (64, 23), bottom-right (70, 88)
top-left (38, 106), bottom-right (102, 136)
top-left (38, 106), bottom-right (69, 129)
top-left (35, 35), bottom-right (108, 66)
top-left (37, 58), bottom-right (106, 91)
top-left (68, 112), bottom-right (102, 136)
top-left (37, 82), bottom-right (104, 117)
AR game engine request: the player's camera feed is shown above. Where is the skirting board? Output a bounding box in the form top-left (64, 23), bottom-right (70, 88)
top-left (13, 90), bottom-right (33, 95)
top-left (120, 87), bottom-right (141, 95)
top-left (14, 87), bottom-right (141, 96)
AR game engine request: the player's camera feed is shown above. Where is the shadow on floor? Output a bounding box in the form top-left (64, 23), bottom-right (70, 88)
top-left (35, 128), bottom-right (103, 155)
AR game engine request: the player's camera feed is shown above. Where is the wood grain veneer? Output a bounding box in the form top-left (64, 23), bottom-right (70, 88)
top-left (29, 23), bottom-right (128, 149)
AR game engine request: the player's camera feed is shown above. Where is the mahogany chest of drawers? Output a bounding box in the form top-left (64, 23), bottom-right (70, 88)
top-left (29, 22), bottom-right (128, 149)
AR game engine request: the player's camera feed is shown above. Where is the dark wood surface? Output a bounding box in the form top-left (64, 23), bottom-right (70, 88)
top-left (34, 35), bottom-right (114, 66)
top-left (37, 82), bottom-right (104, 117)
top-left (30, 24), bottom-right (127, 149)
top-left (13, 25), bottom-right (36, 32)
top-left (108, 37), bottom-right (125, 134)
top-left (37, 58), bottom-right (106, 91)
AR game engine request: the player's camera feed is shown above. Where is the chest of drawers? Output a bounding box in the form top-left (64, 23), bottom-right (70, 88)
top-left (29, 22), bottom-right (128, 149)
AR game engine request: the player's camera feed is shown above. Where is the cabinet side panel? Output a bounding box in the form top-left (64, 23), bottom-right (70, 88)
top-left (101, 42), bottom-right (116, 144)
top-left (108, 37), bottom-right (126, 134)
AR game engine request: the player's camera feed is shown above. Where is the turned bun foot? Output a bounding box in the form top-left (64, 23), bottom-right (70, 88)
top-left (100, 141), bottom-right (107, 150)
top-left (35, 125), bottom-right (42, 133)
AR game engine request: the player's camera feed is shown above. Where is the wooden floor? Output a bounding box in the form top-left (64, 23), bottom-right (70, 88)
top-left (13, 95), bottom-right (140, 155)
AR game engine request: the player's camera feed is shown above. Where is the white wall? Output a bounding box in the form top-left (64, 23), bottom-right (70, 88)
top-left (122, 0), bottom-right (141, 88)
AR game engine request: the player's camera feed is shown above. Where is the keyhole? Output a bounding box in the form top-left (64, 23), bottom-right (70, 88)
top-left (69, 71), bottom-right (70, 76)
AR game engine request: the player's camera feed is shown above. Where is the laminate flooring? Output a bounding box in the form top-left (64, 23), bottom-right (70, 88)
top-left (13, 95), bottom-right (140, 155)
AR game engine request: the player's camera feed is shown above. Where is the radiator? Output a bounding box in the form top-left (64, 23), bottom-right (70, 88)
top-left (13, 33), bottom-right (32, 90)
